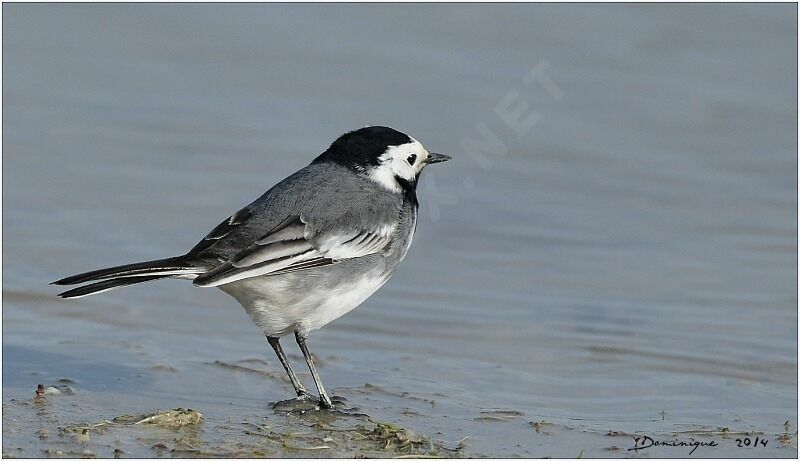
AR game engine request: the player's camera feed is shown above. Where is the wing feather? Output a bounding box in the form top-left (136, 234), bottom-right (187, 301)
top-left (232, 239), bottom-right (313, 267)
top-left (193, 215), bottom-right (394, 287)
top-left (189, 207), bottom-right (253, 254)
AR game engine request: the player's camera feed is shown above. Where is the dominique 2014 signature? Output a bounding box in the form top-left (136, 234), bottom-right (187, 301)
top-left (629, 435), bottom-right (770, 455)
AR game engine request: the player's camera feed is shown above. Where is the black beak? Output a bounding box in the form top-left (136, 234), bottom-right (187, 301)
top-left (425, 152), bottom-right (452, 165)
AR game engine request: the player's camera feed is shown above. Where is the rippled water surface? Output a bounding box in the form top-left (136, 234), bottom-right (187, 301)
top-left (3, 4), bottom-right (797, 457)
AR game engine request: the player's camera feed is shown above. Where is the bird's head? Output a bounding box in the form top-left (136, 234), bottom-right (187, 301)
top-left (314, 126), bottom-right (451, 193)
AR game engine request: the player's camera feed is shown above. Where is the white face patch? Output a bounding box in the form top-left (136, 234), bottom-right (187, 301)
top-left (367, 138), bottom-right (430, 192)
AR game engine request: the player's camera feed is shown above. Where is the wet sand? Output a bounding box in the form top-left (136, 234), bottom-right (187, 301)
top-left (3, 3), bottom-right (798, 458)
top-left (2, 299), bottom-right (796, 457)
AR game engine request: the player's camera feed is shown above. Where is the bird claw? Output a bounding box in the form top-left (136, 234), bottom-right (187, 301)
top-left (271, 394), bottom-right (348, 413)
top-left (271, 395), bottom-right (319, 412)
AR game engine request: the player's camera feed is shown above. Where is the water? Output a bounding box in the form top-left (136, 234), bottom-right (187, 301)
top-left (3, 4), bottom-right (797, 457)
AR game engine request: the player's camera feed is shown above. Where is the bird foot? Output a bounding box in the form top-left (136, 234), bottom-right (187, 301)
top-left (271, 394), bottom-right (319, 412)
top-left (271, 394), bottom-right (349, 414)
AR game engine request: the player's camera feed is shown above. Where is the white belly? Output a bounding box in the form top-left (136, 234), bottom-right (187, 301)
top-left (220, 272), bottom-right (391, 337)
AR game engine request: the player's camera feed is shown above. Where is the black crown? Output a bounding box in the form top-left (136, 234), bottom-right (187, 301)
top-left (314, 126), bottom-right (412, 169)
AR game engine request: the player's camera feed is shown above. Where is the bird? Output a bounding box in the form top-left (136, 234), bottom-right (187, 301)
top-left (53, 126), bottom-right (451, 409)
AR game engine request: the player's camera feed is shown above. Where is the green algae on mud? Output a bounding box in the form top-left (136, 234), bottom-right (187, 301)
top-left (61, 408), bottom-right (204, 431)
top-left (2, 390), bottom-right (462, 458)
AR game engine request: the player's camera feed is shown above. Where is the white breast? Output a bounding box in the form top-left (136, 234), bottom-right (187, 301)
top-left (297, 273), bottom-right (391, 332)
top-left (221, 272), bottom-right (391, 337)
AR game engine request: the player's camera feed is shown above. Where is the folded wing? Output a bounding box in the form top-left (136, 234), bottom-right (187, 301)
top-left (193, 215), bottom-right (393, 287)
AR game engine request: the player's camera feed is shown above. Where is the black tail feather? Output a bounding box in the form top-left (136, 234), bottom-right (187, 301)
top-left (57, 274), bottom-right (172, 299)
top-left (52, 256), bottom-right (194, 286)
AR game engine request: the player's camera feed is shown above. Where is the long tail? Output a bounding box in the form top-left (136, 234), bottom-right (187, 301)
top-left (52, 256), bottom-right (204, 299)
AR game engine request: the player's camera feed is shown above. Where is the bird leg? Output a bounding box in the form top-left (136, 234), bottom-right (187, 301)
top-left (294, 330), bottom-right (334, 409)
top-left (266, 336), bottom-right (311, 399)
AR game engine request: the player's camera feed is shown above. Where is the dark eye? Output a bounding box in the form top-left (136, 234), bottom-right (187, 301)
top-left (407, 154), bottom-right (417, 165)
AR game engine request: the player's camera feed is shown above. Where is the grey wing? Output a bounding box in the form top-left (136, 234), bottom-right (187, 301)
top-left (192, 214), bottom-right (394, 287)
top-left (188, 206), bottom-right (253, 256)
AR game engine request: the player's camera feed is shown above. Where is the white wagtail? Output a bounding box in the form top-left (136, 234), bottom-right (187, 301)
top-left (54, 126), bottom-right (451, 409)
